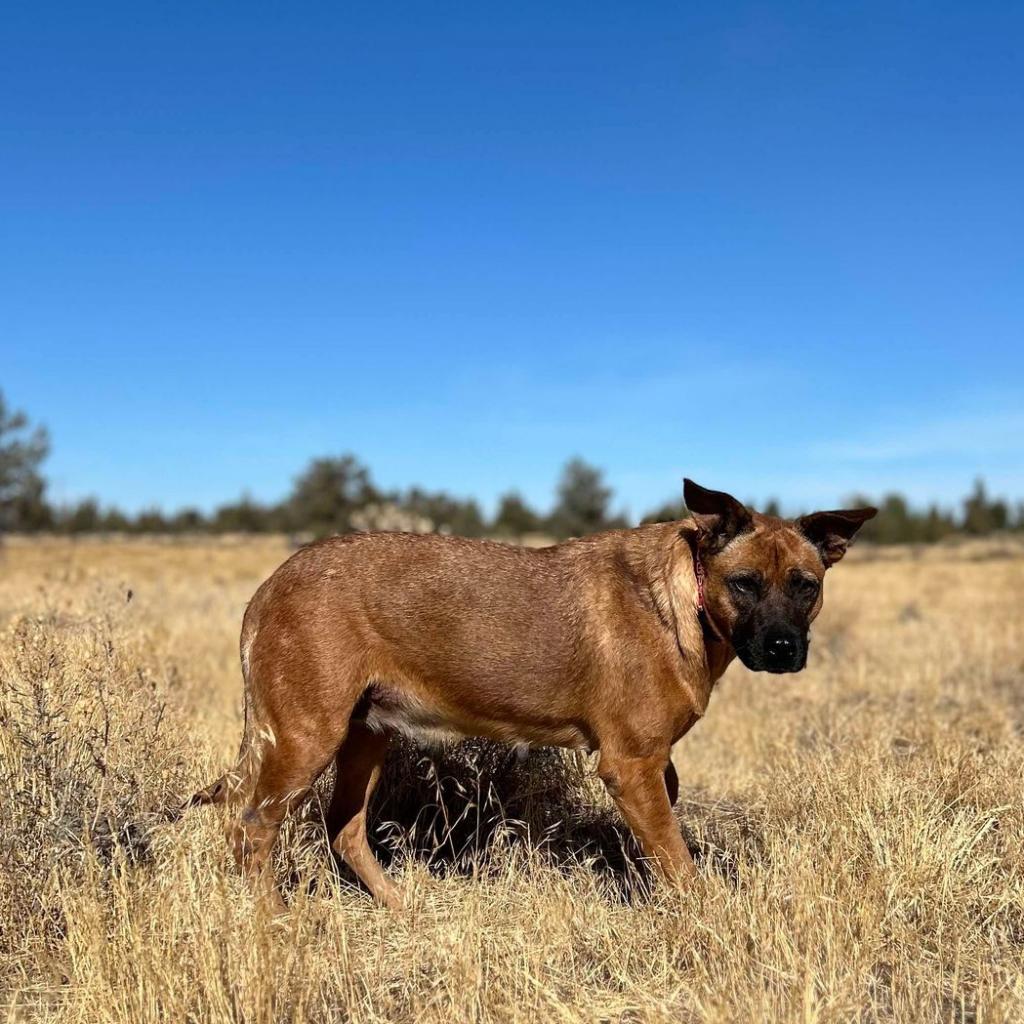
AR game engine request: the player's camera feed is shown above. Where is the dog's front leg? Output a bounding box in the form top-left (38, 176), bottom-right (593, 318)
top-left (598, 748), bottom-right (696, 886)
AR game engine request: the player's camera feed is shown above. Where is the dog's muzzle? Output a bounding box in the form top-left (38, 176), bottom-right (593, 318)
top-left (736, 629), bottom-right (808, 674)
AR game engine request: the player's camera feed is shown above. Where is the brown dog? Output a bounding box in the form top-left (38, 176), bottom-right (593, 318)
top-left (192, 480), bottom-right (875, 908)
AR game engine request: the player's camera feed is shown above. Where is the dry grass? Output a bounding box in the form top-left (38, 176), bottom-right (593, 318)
top-left (1, 534), bottom-right (1023, 1023)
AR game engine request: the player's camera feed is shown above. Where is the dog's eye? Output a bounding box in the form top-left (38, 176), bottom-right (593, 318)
top-left (793, 576), bottom-right (820, 600)
top-left (728, 576), bottom-right (760, 599)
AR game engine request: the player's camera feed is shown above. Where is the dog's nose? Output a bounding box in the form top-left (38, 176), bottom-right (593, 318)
top-left (764, 634), bottom-right (797, 669)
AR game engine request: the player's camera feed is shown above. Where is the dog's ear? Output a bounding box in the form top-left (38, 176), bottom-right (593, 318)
top-left (797, 507), bottom-right (877, 567)
top-left (683, 479), bottom-right (753, 553)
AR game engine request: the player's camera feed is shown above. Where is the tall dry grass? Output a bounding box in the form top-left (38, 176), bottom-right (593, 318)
top-left (1, 535), bottom-right (1022, 1023)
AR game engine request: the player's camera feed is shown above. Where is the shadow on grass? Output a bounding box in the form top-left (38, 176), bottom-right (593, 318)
top-left (290, 738), bottom-right (766, 903)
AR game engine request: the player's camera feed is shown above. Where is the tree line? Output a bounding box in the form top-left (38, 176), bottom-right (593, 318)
top-left (1, 390), bottom-right (1021, 543)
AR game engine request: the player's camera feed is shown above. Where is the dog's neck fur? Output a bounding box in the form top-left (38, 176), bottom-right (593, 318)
top-left (632, 522), bottom-right (736, 706)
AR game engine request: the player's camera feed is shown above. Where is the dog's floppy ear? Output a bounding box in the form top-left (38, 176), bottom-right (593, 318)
top-left (797, 507), bottom-right (877, 567)
top-left (683, 479), bottom-right (753, 553)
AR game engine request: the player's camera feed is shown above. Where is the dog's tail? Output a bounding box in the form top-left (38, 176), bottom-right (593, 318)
top-left (178, 619), bottom-right (265, 819)
top-left (187, 765), bottom-right (244, 809)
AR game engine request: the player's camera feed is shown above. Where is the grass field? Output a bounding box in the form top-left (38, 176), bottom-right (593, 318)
top-left (2, 534), bottom-right (1023, 1023)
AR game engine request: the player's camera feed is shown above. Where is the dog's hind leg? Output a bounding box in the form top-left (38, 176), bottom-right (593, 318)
top-left (225, 610), bottom-right (377, 910)
top-left (231, 727), bottom-right (339, 912)
top-left (325, 722), bottom-right (401, 909)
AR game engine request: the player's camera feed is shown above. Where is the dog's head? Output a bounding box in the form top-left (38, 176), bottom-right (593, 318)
top-left (684, 479), bottom-right (876, 674)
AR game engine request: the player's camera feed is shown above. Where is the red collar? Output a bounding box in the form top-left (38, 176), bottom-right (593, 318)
top-left (692, 547), bottom-right (727, 643)
top-left (693, 549), bottom-right (707, 612)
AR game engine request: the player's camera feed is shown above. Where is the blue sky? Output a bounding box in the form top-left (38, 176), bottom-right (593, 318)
top-left (3, 1), bottom-right (1022, 518)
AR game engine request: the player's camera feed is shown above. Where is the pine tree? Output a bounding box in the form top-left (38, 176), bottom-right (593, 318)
top-left (0, 391), bottom-right (51, 532)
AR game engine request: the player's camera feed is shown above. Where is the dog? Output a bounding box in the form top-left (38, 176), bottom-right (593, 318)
top-left (190, 479), bottom-right (875, 909)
